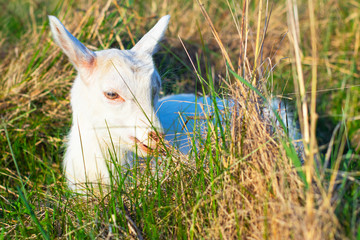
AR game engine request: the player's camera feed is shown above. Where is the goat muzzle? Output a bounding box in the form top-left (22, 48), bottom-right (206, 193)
top-left (130, 131), bottom-right (165, 155)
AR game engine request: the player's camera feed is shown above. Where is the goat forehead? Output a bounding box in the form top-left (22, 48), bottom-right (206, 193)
top-left (98, 50), bottom-right (153, 78)
top-left (97, 49), bottom-right (152, 71)
top-left (94, 50), bottom-right (155, 96)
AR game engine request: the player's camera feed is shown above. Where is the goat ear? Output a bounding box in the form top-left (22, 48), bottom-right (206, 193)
top-left (49, 16), bottom-right (96, 82)
top-left (131, 15), bottom-right (170, 55)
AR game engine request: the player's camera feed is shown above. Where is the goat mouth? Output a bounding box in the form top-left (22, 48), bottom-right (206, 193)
top-left (129, 132), bottom-right (167, 156)
top-left (129, 136), bottom-right (153, 154)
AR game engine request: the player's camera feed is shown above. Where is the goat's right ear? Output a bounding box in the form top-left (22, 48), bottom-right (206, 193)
top-left (131, 15), bottom-right (170, 55)
top-left (49, 16), bottom-right (96, 82)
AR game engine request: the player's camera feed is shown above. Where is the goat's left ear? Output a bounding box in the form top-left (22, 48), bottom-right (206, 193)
top-left (49, 15), bottom-right (96, 83)
top-left (131, 15), bottom-right (170, 55)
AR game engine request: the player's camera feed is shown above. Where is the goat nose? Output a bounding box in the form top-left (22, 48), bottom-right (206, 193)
top-left (148, 131), bottom-right (164, 143)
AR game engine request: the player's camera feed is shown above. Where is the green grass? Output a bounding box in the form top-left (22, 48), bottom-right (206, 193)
top-left (0, 0), bottom-right (359, 239)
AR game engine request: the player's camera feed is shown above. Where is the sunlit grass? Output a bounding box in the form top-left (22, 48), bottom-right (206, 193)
top-left (0, 0), bottom-right (359, 239)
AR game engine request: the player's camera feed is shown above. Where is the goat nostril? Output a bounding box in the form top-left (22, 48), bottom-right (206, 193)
top-left (148, 131), bottom-right (164, 143)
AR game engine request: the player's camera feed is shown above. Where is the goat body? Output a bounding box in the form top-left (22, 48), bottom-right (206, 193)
top-left (49, 15), bottom-right (301, 192)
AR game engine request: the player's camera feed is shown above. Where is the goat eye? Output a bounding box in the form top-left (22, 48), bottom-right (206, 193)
top-left (104, 92), bottom-right (125, 102)
top-left (105, 92), bottom-right (118, 99)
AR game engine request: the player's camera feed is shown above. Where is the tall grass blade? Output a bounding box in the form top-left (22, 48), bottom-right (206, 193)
top-left (17, 186), bottom-right (50, 240)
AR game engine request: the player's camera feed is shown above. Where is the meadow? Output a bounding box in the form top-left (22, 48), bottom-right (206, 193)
top-left (0, 0), bottom-right (359, 239)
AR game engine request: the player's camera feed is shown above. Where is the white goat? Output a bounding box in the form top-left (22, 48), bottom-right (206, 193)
top-left (49, 15), bottom-right (301, 192)
top-left (49, 15), bottom-right (168, 191)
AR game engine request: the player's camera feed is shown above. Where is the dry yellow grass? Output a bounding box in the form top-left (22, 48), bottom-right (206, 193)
top-left (0, 0), bottom-right (356, 239)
